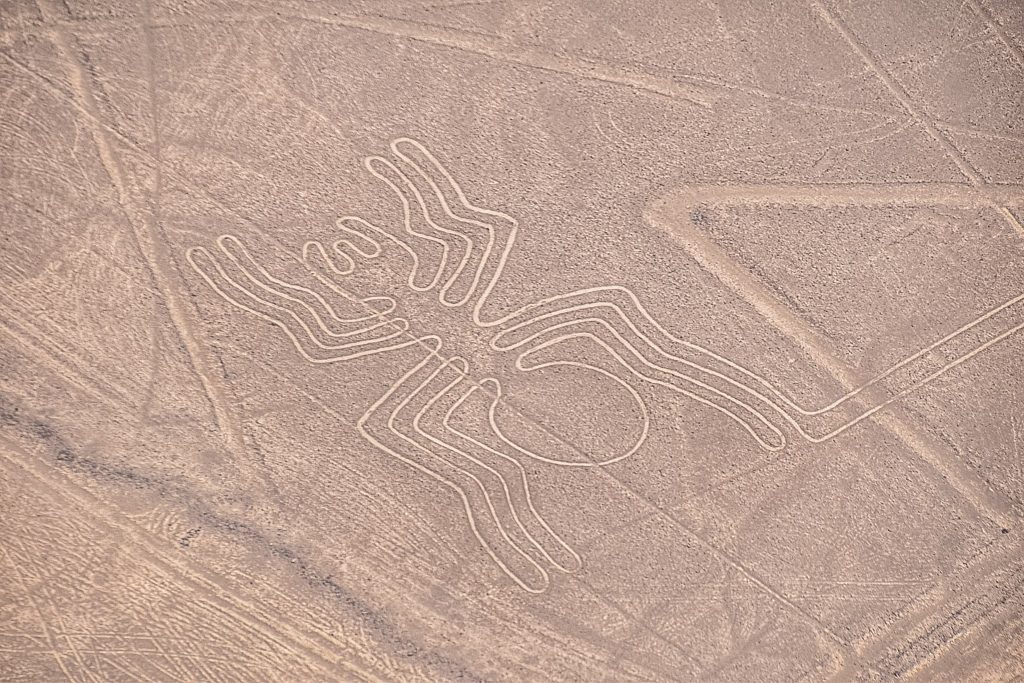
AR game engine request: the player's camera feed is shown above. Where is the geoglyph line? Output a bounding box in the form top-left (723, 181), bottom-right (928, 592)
top-left (186, 239), bottom-right (421, 364)
top-left (0, 437), bottom-right (377, 681)
top-left (811, 0), bottom-right (1024, 240)
top-left (33, 0), bottom-right (248, 455)
top-left (353, 341), bottom-right (580, 593)
top-left (491, 289), bottom-right (1024, 447)
top-left (411, 365), bottom-right (582, 575)
top-left (354, 142), bottom-right (1024, 449)
top-left (442, 384), bottom-right (585, 569)
top-left (647, 189), bottom-right (1022, 528)
top-left (376, 353), bottom-right (552, 593)
top-left (385, 354), bottom-right (580, 591)
top-left (187, 233), bottom-right (580, 592)
top-left (187, 137), bottom-right (1024, 590)
top-left (662, 183), bottom-right (1024, 208)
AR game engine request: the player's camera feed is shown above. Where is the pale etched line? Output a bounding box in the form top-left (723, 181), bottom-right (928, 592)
top-left (346, 137), bottom-right (520, 324)
top-left (184, 599), bottom-right (300, 677)
top-left (33, 3), bottom-right (250, 458)
top-left (644, 196), bottom-right (1018, 529)
top-left (0, 545), bottom-right (77, 682)
top-left (354, 340), bottom-right (549, 593)
top-left (61, 121), bottom-right (1007, 667)
top-left (968, 0), bottom-right (1024, 71)
top-left (654, 188), bottom-right (1024, 419)
top-left (0, 14), bottom-right (145, 35)
top-left (134, 0), bottom-right (290, 513)
top-left (0, 7), bottom-right (893, 120)
top-left (811, 0), bottom-right (1024, 239)
top-left (388, 138), bottom-right (497, 307)
top-left (316, 8), bottom-right (895, 118)
top-left (243, 351), bottom-right (721, 672)
top-left (33, 632), bottom-right (269, 658)
top-left (6, 535), bottom-right (105, 683)
top-left (120, 127), bottom-right (569, 593)
top-left (331, 213), bottom-right (439, 293)
top-left (216, 235), bottom-right (394, 334)
top-left (416, 371), bottom-right (582, 574)
top-left (323, 168), bottom-right (690, 466)
top-left (466, 364), bottom-right (645, 469)
top-left (383, 354), bottom-right (550, 592)
top-left (164, 133), bottom-right (837, 659)
top-left (843, 535), bottom-right (1014, 651)
top-left (935, 118), bottom-right (1024, 146)
top-left (443, 384), bottom-right (583, 573)
top-left (6, 47), bottom-right (570, 607)
top-left (154, 131), bottom-right (1002, 665)
top-left (509, 302), bottom-right (974, 448)
top-left (0, 273), bottom-right (140, 407)
top-left (15, 542), bottom-right (107, 683)
top-left (75, 643), bottom-right (211, 679)
top-left (388, 137), bottom-right (519, 324)
top-left (493, 310), bottom-right (787, 452)
top-left (193, 233), bottom-right (578, 583)
top-left (251, 28), bottom-right (382, 185)
top-left (811, 2), bottom-right (983, 184)
top-left (60, 644), bottom-right (250, 672)
top-left (92, 655), bottom-right (150, 683)
top-left (363, 7), bottom-right (505, 41)
top-left (853, 556), bottom-right (1024, 680)
top-left (0, 630), bottom-right (49, 647)
top-left (301, 236), bottom-right (402, 323)
top-left (2, 55), bottom-right (499, 351)
top-left (369, 149), bottom-right (491, 306)
top-left (135, 623), bottom-right (260, 672)
top-left (362, 156), bottom-right (454, 292)
top-left (310, 224), bottom-right (850, 648)
top-left (687, 116), bottom-right (908, 172)
top-left (245, 322), bottom-right (852, 654)
top-left (0, 311), bottom-right (126, 410)
top-left (95, 639), bottom-right (181, 683)
top-left (0, 643), bottom-right (245, 673)
top-left (493, 281), bottom-right (1024, 445)
top-left (374, 146), bottom-right (473, 307)
top-left (186, 244), bottom-right (420, 363)
top-left (408, 358), bottom-right (559, 583)
top-left (137, 622), bottom-right (200, 683)
top-left (327, 137), bottom-right (1015, 626)
top-left (140, 0), bottom-right (163, 252)
top-left (33, 0), bottom-right (249, 455)
top-left (669, 182), bottom-right (1024, 207)
top-left (287, 12), bottom-right (718, 108)
top-left (0, 439), bottom-right (378, 682)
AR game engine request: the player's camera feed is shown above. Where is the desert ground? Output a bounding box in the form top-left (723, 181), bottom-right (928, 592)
top-left (2, 0), bottom-right (1023, 680)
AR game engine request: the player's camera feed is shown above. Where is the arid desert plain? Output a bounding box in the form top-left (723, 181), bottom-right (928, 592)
top-left (2, 0), bottom-right (1023, 680)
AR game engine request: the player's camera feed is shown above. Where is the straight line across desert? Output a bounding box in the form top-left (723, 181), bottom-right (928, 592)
top-left (1, 1), bottom-right (1022, 681)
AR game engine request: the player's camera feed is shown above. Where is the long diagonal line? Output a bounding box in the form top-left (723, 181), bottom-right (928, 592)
top-left (0, 545), bottom-right (77, 682)
top-left (11, 2), bottom-right (1022, 136)
top-left (378, 354), bottom-right (553, 593)
top-left (30, 0), bottom-right (248, 454)
top-left (190, 219), bottom-right (850, 653)
top-left (412, 365), bottom-right (582, 574)
top-left (811, 0), bottom-right (1024, 239)
top-left (8, 7), bottom-right (1024, 675)
top-left (179, 224), bottom-right (851, 651)
top-left (188, 204), bottom-right (1017, 656)
top-left (2, 39), bottom-right (866, 651)
top-left (190, 233), bottom-right (853, 651)
top-left (0, 438), bottom-right (380, 681)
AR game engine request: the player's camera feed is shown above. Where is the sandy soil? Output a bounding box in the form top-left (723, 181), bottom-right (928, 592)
top-left (2, 0), bottom-right (1023, 680)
